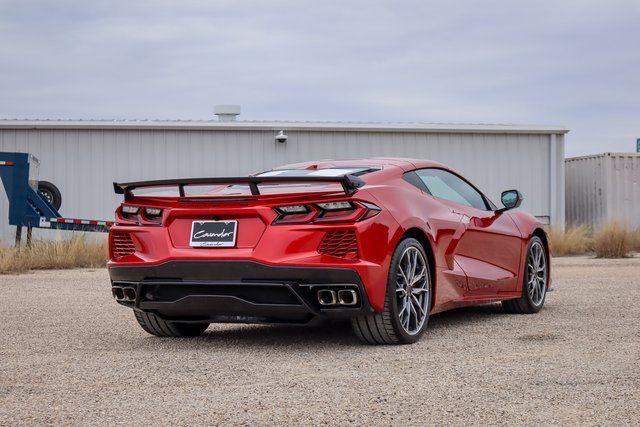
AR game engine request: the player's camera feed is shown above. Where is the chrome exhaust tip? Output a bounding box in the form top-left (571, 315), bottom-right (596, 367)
top-left (123, 287), bottom-right (136, 301)
top-left (317, 289), bottom-right (338, 306)
top-left (112, 287), bottom-right (124, 300)
top-left (337, 289), bottom-right (358, 306)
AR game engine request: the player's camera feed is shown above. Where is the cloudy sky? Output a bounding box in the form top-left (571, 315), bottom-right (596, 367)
top-left (0, 0), bottom-right (638, 157)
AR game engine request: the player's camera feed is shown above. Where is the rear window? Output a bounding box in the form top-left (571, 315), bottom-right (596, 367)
top-left (256, 167), bottom-right (376, 178)
top-left (131, 186), bottom-right (182, 197)
top-left (130, 182), bottom-right (347, 198)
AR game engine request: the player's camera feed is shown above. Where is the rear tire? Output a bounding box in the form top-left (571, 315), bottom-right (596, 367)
top-left (502, 236), bottom-right (548, 314)
top-left (352, 238), bottom-right (432, 345)
top-left (134, 311), bottom-right (209, 337)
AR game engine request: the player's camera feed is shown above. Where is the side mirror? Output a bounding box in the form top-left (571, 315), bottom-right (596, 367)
top-left (500, 189), bottom-right (523, 211)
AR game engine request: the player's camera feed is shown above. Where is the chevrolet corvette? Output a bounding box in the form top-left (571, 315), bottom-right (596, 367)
top-left (108, 158), bottom-right (549, 344)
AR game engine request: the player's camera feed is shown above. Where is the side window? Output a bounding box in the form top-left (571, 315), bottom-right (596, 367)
top-left (415, 169), bottom-right (489, 210)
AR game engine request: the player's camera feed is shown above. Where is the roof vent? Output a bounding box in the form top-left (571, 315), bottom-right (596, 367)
top-left (214, 105), bottom-right (241, 122)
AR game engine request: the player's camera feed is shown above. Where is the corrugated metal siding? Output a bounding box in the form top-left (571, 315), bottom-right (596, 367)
top-left (607, 154), bottom-right (640, 228)
top-left (566, 153), bottom-right (640, 228)
top-left (0, 128), bottom-right (561, 243)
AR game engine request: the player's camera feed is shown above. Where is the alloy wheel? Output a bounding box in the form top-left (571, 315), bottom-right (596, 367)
top-left (527, 241), bottom-right (547, 306)
top-left (395, 246), bottom-right (430, 335)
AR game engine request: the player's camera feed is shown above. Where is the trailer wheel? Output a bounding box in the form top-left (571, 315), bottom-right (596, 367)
top-left (38, 181), bottom-right (62, 210)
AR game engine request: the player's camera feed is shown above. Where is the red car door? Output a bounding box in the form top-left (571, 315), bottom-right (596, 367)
top-left (452, 207), bottom-right (523, 295)
top-left (414, 168), bottom-right (523, 296)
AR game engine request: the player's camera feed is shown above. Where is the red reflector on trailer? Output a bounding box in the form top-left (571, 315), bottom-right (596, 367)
top-left (0, 161), bottom-right (14, 166)
top-left (49, 217), bottom-right (114, 227)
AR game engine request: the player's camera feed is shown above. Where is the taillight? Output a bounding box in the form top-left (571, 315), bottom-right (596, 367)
top-left (120, 205), bottom-right (139, 222)
top-left (315, 201), bottom-right (361, 222)
top-left (116, 205), bottom-right (163, 225)
top-left (274, 205), bottom-right (317, 224)
top-left (273, 201), bottom-right (380, 224)
top-left (141, 207), bottom-right (163, 224)
top-left (145, 207), bottom-right (162, 216)
top-left (316, 201), bottom-right (352, 211)
top-left (358, 202), bottom-right (381, 220)
top-left (278, 205), bottom-right (308, 214)
top-left (122, 205), bottom-right (139, 215)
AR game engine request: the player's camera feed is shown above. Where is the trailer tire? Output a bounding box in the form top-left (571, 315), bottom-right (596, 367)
top-left (38, 181), bottom-right (62, 210)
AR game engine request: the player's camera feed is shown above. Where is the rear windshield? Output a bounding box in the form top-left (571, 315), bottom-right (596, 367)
top-left (256, 167), bottom-right (375, 177)
top-left (130, 182), bottom-right (345, 197)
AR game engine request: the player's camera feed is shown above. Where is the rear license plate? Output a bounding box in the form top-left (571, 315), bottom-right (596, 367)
top-left (189, 220), bottom-right (237, 247)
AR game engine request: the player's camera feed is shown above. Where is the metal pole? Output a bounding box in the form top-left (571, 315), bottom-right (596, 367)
top-left (26, 227), bottom-right (33, 248)
top-left (15, 226), bottom-right (22, 248)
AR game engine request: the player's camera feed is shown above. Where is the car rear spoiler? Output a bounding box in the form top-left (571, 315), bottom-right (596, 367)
top-left (113, 174), bottom-right (366, 199)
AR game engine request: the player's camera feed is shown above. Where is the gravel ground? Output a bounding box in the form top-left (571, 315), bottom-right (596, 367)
top-left (1, 256), bottom-right (639, 425)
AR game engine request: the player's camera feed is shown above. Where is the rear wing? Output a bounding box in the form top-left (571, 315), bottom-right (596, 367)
top-left (113, 174), bottom-right (366, 199)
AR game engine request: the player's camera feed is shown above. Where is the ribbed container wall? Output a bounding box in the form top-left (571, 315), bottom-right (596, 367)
top-left (0, 128), bottom-right (564, 243)
top-left (566, 153), bottom-right (640, 229)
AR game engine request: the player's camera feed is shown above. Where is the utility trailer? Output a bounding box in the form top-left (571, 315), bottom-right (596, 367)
top-left (0, 152), bottom-right (113, 247)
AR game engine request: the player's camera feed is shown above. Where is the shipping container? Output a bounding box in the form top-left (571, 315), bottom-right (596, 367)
top-left (565, 152), bottom-right (640, 228)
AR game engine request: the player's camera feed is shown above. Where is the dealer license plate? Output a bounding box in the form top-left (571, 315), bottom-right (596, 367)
top-left (189, 220), bottom-right (237, 247)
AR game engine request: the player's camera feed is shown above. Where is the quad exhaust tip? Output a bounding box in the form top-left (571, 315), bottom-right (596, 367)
top-left (112, 286), bottom-right (136, 302)
top-left (337, 289), bottom-right (358, 306)
top-left (316, 288), bottom-right (358, 306)
top-left (112, 287), bottom-right (124, 300)
top-left (123, 288), bottom-right (136, 301)
top-left (317, 289), bottom-right (337, 306)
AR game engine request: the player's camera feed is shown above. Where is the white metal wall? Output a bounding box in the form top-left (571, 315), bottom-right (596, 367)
top-left (566, 153), bottom-right (640, 228)
top-left (0, 128), bottom-right (564, 243)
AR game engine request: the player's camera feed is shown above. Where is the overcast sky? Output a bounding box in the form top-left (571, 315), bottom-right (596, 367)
top-left (1, 0), bottom-right (638, 157)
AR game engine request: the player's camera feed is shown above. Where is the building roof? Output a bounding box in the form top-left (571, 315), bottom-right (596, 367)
top-left (566, 152), bottom-right (640, 162)
top-left (0, 119), bottom-right (569, 134)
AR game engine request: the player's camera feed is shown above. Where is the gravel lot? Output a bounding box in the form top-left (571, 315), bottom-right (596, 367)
top-left (1, 256), bottom-right (639, 425)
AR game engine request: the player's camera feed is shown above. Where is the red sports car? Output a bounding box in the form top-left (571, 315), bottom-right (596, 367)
top-left (108, 158), bottom-right (549, 344)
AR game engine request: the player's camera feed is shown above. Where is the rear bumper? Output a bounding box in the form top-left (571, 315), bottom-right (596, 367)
top-left (109, 260), bottom-right (374, 324)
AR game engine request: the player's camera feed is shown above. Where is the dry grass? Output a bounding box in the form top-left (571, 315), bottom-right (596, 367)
top-left (593, 221), bottom-right (634, 258)
top-left (0, 235), bottom-right (108, 274)
top-left (548, 224), bottom-right (593, 257)
top-left (549, 222), bottom-right (640, 258)
top-left (633, 228), bottom-right (640, 252)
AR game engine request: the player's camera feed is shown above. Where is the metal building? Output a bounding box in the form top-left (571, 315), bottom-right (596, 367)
top-left (566, 152), bottom-right (640, 228)
top-left (0, 112), bottom-right (568, 243)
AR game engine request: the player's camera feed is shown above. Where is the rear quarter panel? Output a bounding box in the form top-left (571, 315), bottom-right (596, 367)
top-left (366, 178), bottom-right (472, 312)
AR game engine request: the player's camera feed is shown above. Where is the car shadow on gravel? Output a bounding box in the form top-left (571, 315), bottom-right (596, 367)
top-left (428, 302), bottom-right (506, 327)
top-left (181, 303), bottom-right (512, 347)
top-left (199, 321), bottom-right (357, 346)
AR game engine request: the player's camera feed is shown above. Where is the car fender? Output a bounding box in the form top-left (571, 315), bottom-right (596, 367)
top-left (508, 210), bottom-right (543, 238)
top-left (507, 210), bottom-right (550, 293)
